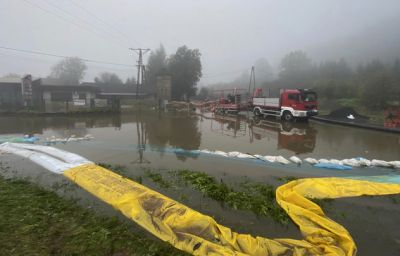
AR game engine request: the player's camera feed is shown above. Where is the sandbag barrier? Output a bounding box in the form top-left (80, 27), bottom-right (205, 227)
top-left (1, 142), bottom-right (400, 256)
top-left (182, 149), bottom-right (400, 170)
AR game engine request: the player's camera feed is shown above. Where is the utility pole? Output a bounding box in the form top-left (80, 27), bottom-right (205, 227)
top-left (129, 48), bottom-right (150, 99)
top-left (248, 66), bottom-right (256, 97)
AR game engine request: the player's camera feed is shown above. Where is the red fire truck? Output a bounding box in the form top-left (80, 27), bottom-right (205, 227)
top-left (251, 88), bottom-right (318, 121)
top-left (212, 88), bottom-right (247, 115)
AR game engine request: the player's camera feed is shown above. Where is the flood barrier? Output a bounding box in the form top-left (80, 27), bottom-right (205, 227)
top-left (1, 142), bottom-right (400, 255)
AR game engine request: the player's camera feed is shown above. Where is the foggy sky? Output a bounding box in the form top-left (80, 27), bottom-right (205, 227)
top-left (1, 0), bottom-right (399, 85)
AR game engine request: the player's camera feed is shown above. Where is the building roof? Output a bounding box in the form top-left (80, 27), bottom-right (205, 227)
top-left (35, 78), bottom-right (79, 86)
top-left (81, 82), bottom-right (137, 93)
top-left (0, 77), bottom-right (21, 84)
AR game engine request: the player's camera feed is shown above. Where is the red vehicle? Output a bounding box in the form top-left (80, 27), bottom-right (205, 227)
top-left (213, 88), bottom-right (247, 115)
top-left (252, 88), bottom-right (318, 121)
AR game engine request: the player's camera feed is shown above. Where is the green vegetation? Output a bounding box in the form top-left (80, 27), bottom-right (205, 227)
top-left (145, 170), bottom-right (171, 188)
top-left (147, 45), bottom-right (202, 101)
top-left (170, 170), bottom-right (291, 224)
top-left (265, 51), bottom-right (400, 112)
top-left (0, 176), bottom-right (186, 256)
top-left (49, 57), bottom-right (87, 85)
top-left (275, 176), bottom-right (299, 183)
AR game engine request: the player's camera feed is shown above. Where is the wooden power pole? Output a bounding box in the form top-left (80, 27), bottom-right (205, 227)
top-left (129, 48), bottom-right (150, 99)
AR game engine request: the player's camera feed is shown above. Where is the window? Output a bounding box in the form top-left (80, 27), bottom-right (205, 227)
top-left (302, 92), bottom-right (317, 102)
top-left (288, 93), bottom-right (299, 101)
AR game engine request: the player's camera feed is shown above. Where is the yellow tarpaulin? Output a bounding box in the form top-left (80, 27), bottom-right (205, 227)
top-left (63, 163), bottom-right (400, 256)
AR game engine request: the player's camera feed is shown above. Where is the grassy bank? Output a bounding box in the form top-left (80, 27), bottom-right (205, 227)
top-left (0, 176), bottom-right (186, 256)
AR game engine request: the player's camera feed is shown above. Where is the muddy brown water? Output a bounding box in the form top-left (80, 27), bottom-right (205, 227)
top-left (0, 111), bottom-right (399, 255)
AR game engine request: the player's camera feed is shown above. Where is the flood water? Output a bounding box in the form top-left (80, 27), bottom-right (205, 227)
top-left (1, 111), bottom-right (399, 162)
top-left (0, 111), bottom-right (400, 255)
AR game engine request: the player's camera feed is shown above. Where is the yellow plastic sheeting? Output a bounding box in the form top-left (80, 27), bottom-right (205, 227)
top-left (63, 164), bottom-right (400, 256)
top-left (276, 178), bottom-right (400, 256)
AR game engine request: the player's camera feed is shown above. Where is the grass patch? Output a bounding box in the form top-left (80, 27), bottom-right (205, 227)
top-left (170, 170), bottom-right (291, 224)
top-left (275, 176), bottom-right (298, 183)
top-left (0, 176), bottom-right (186, 255)
top-left (144, 170), bottom-right (171, 188)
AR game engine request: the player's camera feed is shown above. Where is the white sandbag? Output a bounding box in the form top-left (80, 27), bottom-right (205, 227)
top-left (6, 143), bottom-right (91, 166)
top-left (276, 156), bottom-right (290, 165)
top-left (341, 159), bottom-right (361, 167)
top-left (356, 157), bottom-right (371, 166)
top-left (371, 159), bottom-right (391, 168)
top-left (214, 150), bottom-right (228, 157)
top-left (329, 159), bottom-right (343, 165)
top-left (304, 157), bottom-right (318, 164)
top-left (0, 143), bottom-right (74, 174)
top-left (85, 134), bottom-right (94, 139)
top-left (236, 153), bottom-right (256, 159)
top-left (227, 151), bottom-right (241, 157)
top-left (289, 156), bottom-right (302, 164)
top-left (199, 149), bottom-right (212, 154)
top-left (263, 155), bottom-right (276, 162)
top-left (318, 159), bottom-right (330, 164)
top-left (389, 161), bottom-right (400, 169)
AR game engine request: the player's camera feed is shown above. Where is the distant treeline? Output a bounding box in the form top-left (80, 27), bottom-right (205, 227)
top-left (265, 51), bottom-right (400, 110)
top-left (202, 51), bottom-right (400, 110)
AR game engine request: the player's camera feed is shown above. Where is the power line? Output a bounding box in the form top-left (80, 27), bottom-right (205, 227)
top-left (67, 0), bottom-right (142, 47)
top-left (20, 0), bottom-right (128, 49)
top-left (42, 0), bottom-right (129, 46)
top-left (0, 46), bottom-right (134, 67)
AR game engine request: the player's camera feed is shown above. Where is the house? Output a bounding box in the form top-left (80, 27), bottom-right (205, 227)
top-left (33, 78), bottom-right (98, 113)
top-left (0, 75), bottom-right (98, 113)
top-left (0, 74), bottom-right (156, 113)
top-left (0, 77), bottom-right (23, 110)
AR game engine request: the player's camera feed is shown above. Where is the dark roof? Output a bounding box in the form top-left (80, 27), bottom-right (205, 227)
top-left (35, 78), bottom-right (80, 86)
top-left (81, 82), bottom-right (137, 93)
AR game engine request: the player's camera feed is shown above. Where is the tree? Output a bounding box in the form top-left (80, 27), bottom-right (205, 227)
top-left (49, 57), bottom-right (87, 85)
top-left (279, 50), bottom-right (313, 87)
top-left (94, 72), bottom-right (123, 85)
top-left (254, 58), bottom-right (274, 83)
top-left (168, 46), bottom-right (202, 100)
top-left (125, 76), bottom-right (137, 86)
top-left (146, 45), bottom-right (167, 92)
top-left (392, 58), bottom-right (400, 102)
top-left (359, 60), bottom-right (394, 109)
top-left (197, 87), bottom-right (210, 100)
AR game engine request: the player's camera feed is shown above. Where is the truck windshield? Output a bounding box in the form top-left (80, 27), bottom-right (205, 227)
top-left (302, 92), bottom-right (317, 102)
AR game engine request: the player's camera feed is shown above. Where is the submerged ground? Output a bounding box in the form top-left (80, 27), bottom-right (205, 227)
top-left (0, 111), bottom-right (399, 255)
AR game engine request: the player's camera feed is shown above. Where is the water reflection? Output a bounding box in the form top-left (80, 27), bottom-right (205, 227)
top-left (210, 115), bottom-right (247, 138)
top-left (209, 114), bottom-right (317, 155)
top-left (138, 112), bottom-right (202, 161)
top-left (132, 111), bottom-right (150, 164)
top-left (0, 112), bottom-right (398, 162)
top-left (0, 114), bottom-right (122, 135)
top-left (250, 118), bottom-right (317, 154)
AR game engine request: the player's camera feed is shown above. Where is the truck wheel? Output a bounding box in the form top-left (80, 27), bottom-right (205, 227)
top-left (253, 108), bottom-right (261, 116)
top-left (282, 111), bottom-right (294, 121)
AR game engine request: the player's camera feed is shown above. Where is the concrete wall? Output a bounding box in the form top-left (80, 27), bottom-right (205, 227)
top-left (0, 84), bottom-right (22, 110)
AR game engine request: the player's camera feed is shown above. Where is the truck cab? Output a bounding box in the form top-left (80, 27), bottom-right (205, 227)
top-left (252, 88), bottom-right (318, 121)
top-left (280, 89), bottom-right (318, 120)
